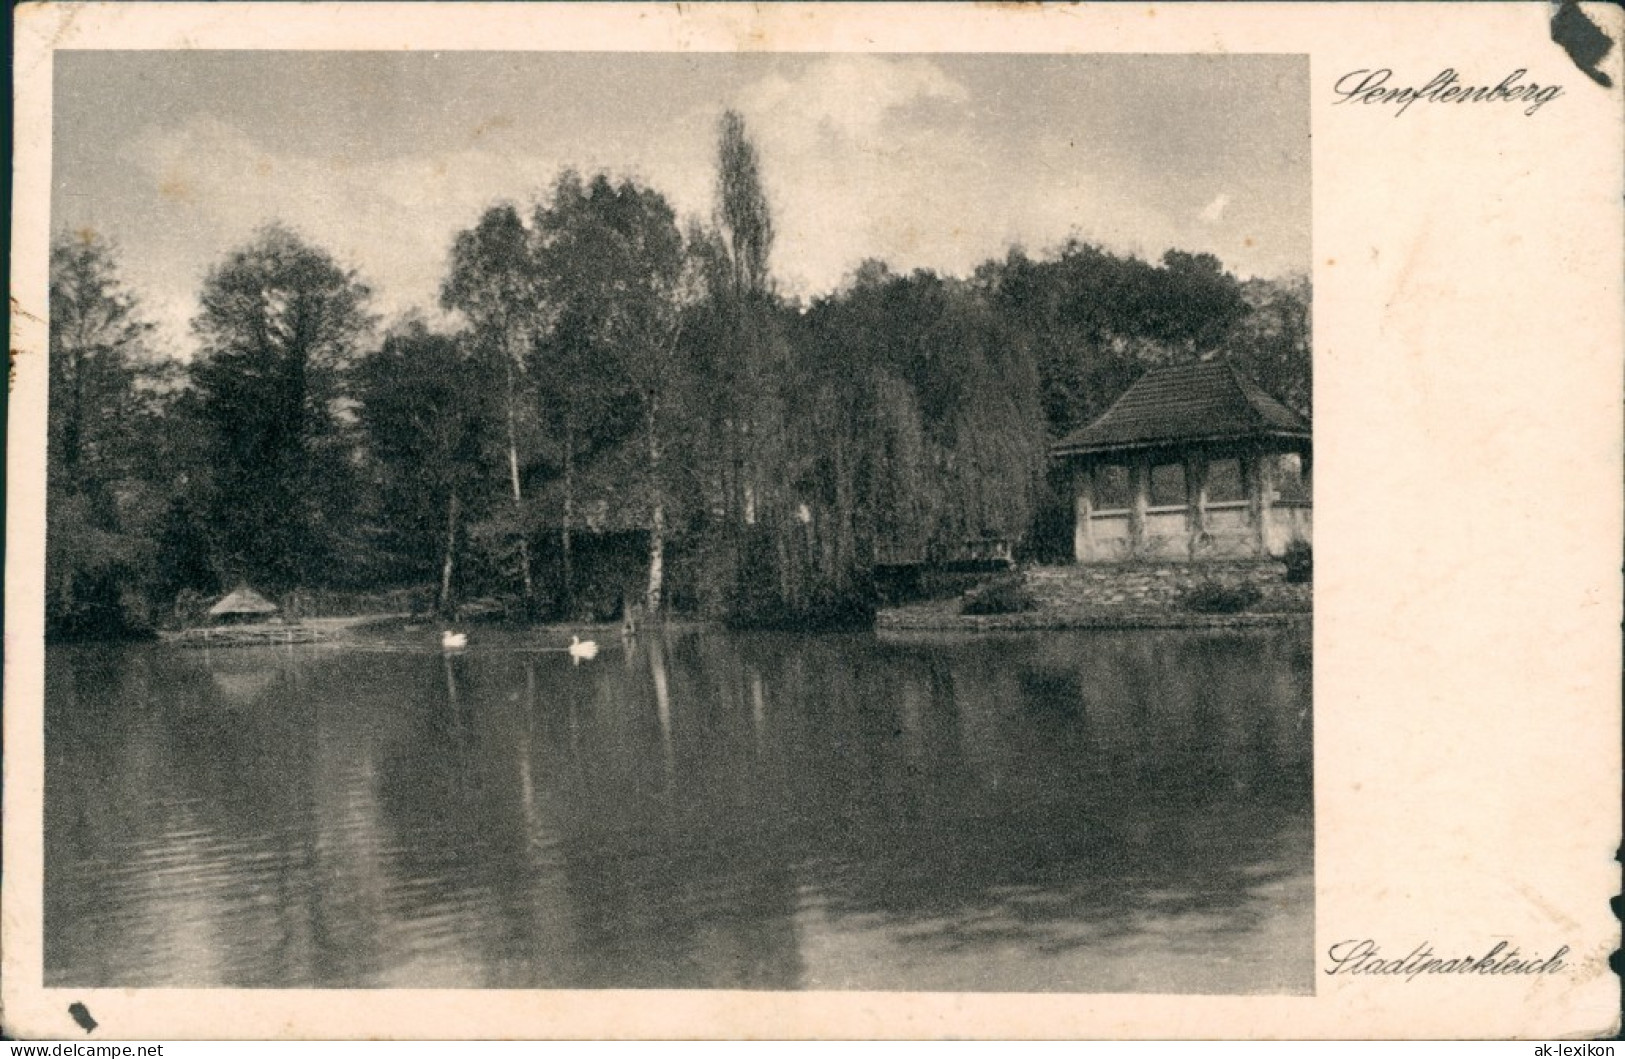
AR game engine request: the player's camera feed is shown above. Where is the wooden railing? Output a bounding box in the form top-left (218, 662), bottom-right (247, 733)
top-left (874, 537), bottom-right (1014, 570)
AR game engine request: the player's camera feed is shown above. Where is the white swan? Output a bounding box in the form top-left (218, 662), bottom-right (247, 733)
top-left (442, 630), bottom-right (468, 650)
top-left (568, 635), bottom-right (599, 664)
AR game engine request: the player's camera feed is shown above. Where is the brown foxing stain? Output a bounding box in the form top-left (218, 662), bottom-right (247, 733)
top-left (11, 295), bottom-right (42, 326)
top-left (48, 4), bottom-right (82, 52)
top-left (728, 3), bottom-right (844, 53)
top-left (471, 115), bottom-right (514, 142)
top-left (159, 170), bottom-right (196, 204)
top-left (890, 222), bottom-right (923, 256)
top-left (1386, 214), bottom-right (1435, 315)
top-left (9, 296), bottom-right (39, 394)
top-left (1515, 882), bottom-right (1583, 934)
top-left (254, 157), bottom-right (273, 178)
top-left (14, 4), bottom-right (80, 82)
top-left (1243, 237), bottom-right (1256, 248)
top-left (1580, 938), bottom-right (1621, 986)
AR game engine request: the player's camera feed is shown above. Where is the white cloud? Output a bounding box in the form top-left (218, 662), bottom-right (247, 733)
top-left (115, 117), bottom-right (584, 352)
top-left (740, 55), bottom-right (969, 141)
top-left (1199, 193), bottom-right (1231, 224)
top-left (93, 59), bottom-right (1294, 358)
top-left (718, 57), bottom-right (1223, 296)
top-left (715, 56), bottom-right (998, 294)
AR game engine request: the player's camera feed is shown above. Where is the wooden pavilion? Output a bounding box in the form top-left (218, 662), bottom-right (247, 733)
top-left (1051, 361), bottom-right (1311, 563)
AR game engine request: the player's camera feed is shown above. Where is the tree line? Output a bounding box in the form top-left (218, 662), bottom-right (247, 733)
top-left (45, 111), bottom-right (1310, 638)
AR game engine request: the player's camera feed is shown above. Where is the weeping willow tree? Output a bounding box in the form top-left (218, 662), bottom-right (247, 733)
top-left (690, 113), bottom-right (1057, 626)
top-left (791, 265), bottom-right (1047, 589)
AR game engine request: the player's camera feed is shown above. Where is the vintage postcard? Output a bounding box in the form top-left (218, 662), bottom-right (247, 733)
top-left (5, 1), bottom-right (1620, 1041)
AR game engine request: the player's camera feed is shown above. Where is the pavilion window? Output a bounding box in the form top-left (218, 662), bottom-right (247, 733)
top-left (1274, 452), bottom-right (1310, 502)
top-left (1093, 464), bottom-right (1131, 511)
top-left (1149, 463), bottom-right (1186, 508)
top-left (1205, 457), bottom-right (1245, 504)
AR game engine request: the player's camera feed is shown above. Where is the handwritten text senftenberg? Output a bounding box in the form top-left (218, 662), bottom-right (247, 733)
top-left (1334, 69), bottom-right (1563, 115)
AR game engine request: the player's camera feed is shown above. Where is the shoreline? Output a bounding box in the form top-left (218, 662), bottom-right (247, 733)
top-left (134, 593), bottom-right (1314, 647)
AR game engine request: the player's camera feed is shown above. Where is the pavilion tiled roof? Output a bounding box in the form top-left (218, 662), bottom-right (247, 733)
top-left (1051, 360), bottom-right (1310, 457)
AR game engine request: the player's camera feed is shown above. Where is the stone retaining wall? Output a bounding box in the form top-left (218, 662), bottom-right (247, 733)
top-left (1023, 560), bottom-right (1311, 610)
top-left (877, 608), bottom-right (1310, 632)
top-left (875, 560), bottom-right (1312, 631)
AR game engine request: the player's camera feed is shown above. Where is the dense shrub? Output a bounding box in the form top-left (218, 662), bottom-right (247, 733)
top-left (1181, 580), bottom-right (1263, 614)
top-left (1283, 539), bottom-right (1313, 583)
top-left (960, 575), bottom-right (1037, 615)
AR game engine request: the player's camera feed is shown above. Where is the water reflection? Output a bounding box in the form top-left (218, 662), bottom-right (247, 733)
top-left (46, 626), bottom-right (1311, 992)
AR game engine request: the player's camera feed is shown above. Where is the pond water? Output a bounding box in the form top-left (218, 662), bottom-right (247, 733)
top-left (45, 626), bottom-right (1312, 993)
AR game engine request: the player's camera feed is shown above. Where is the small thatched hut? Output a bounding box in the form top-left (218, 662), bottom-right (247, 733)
top-left (207, 586), bottom-right (280, 625)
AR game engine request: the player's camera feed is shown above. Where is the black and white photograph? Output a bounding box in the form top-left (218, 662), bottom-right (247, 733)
top-left (40, 48), bottom-right (1313, 994)
top-left (7, 1), bottom-right (1619, 1042)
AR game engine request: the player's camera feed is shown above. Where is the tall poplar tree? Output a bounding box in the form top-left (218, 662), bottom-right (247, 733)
top-left (711, 110), bottom-right (778, 530)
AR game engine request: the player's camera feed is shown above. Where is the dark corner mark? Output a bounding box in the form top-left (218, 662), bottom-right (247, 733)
top-left (1550, 0), bottom-right (1616, 88)
top-left (68, 1003), bottom-right (97, 1035)
top-left (1611, 843), bottom-right (1624, 1040)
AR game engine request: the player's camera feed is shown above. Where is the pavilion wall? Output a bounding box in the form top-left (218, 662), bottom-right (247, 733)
top-left (1068, 443), bottom-right (1310, 564)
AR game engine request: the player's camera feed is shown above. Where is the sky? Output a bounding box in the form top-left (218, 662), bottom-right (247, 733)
top-left (53, 51), bottom-right (1309, 358)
